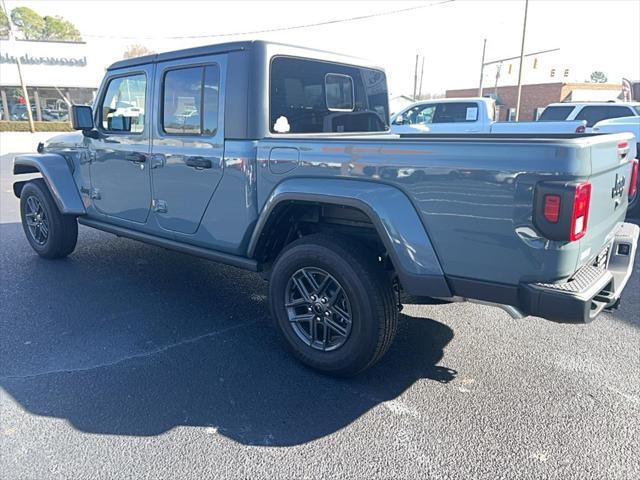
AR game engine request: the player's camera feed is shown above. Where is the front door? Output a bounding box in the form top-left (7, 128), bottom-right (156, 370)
top-left (89, 66), bottom-right (153, 223)
top-left (150, 57), bottom-right (225, 234)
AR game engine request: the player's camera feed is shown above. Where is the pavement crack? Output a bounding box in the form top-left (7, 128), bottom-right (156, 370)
top-left (0, 319), bottom-right (260, 381)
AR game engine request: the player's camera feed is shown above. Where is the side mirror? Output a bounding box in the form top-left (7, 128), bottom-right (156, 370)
top-left (71, 105), bottom-right (94, 130)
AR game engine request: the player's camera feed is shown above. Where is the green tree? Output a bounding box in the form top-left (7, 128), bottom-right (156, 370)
top-left (10, 6), bottom-right (45, 40)
top-left (0, 8), bottom-right (10, 38)
top-left (43, 15), bottom-right (82, 41)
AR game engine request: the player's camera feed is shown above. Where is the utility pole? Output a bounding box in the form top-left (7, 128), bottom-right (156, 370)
top-left (494, 62), bottom-right (502, 97)
top-left (418, 56), bottom-right (425, 98)
top-left (413, 54), bottom-right (419, 100)
top-left (515, 0), bottom-right (529, 121)
top-left (478, 38), bottom-right (487, 96)
top-left (1, 0), bottom-right (35, 133)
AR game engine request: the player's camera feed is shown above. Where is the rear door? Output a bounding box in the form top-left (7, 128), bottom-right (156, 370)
top-left (150, 56), bottom-right (225, 234)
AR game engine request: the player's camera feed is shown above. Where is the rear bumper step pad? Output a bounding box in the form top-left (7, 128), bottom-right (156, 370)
top-left (519, 222), bottom-right (639, 323)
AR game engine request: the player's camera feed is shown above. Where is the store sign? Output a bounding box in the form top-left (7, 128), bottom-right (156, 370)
top-left (0, 53), bottom-right (87, 67)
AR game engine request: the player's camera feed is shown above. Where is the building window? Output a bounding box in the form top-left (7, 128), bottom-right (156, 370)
top-left (507, 108), bottom-right (516, 122)
top-left (550, 68), bottom-right (556, 78)
top-left (563, 68), bottom-right (570, 78)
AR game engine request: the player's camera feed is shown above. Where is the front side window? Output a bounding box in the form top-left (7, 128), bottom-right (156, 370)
top-left (101, 74), bottom-right (146, 133)
top-left (162, 64), bottom-right (219, 135)
top-left (270, 56), bottom-right (388, 134)
top-left (398, 104), bottom-right (435, 125)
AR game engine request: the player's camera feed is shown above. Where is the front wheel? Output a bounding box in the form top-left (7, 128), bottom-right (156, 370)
top-left (20, 179), bottom-right (78, 259)
top-left (269, 234), bottom-right (398, 376)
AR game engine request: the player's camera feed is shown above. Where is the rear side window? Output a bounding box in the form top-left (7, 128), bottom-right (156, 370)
top-left (574, 105), bottom-right (634, 127)
top-left (162, 64), bottom-right (219, 135)
top-left (101, 74), bottom-right (146, 133)
top-left (538, 106), bottom-right (574, 121)
top-left (606, 106), bottom-right (635, 122)
top-left (433, 102), bottom-right (478, 123)
top-left (270, 56), bottom-right (389, 134)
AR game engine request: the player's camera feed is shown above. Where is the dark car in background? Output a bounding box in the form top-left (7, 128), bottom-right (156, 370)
top-left (10, 104), bottom-right (69, 122)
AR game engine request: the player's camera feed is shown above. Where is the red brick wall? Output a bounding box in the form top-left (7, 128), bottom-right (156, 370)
top-left (446, 83), bottom-right (564, 121)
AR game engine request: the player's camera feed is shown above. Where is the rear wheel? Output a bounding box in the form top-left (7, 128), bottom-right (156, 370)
top-left (20, 179), bottom-right (78, 259)
top-left (269, 234), bottom-right (398, 376)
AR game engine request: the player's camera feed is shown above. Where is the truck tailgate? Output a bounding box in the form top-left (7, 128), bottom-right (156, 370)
top-left (579, 133), bottom-right (636, 267)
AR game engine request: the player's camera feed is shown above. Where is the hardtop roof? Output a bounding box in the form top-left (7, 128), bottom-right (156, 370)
top-left (107, 40), bottom-right (380, 71)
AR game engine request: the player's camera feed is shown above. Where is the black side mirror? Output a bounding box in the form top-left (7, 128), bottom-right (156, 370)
top-left (71, 105), bottom-right (94, 130)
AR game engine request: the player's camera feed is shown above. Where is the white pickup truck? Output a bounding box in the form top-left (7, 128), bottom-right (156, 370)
top-left (390, 97), bottom-right (586, 134)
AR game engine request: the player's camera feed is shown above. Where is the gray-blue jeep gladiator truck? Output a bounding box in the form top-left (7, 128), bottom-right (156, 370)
top-left (13, 41), bottom-right (639, 376)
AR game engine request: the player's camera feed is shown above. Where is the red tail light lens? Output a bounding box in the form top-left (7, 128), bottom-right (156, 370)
top-left (575, 125), bottom-right (586, 133)
top-left (629, 159), bottom-right (638, 197)
top-left (569, 182), bottom-right (591, 241)
top-left (543, 194), bottom-right (561, 223)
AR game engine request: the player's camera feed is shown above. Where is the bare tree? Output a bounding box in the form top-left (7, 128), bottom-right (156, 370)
top-left (123, 44), bottom-right (155, 59)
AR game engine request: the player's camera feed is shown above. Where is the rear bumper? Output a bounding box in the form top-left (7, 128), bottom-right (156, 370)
top-left (519, 222), bottom-right (639, 323)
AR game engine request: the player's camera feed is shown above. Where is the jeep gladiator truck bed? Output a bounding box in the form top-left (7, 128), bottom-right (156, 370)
top-left (13, 41), bottom-right (639, 375)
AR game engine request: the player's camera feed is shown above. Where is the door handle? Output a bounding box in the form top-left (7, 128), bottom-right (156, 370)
top-left (125, 152), bottom-right (147, 163)
top-left (185, 156), bottom-right (212, 169)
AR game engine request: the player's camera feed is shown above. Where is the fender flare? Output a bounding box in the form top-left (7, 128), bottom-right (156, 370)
top-left (13, 153), bottom-right (86, 215)
top-left (248, 178), bottom-right (451, 298)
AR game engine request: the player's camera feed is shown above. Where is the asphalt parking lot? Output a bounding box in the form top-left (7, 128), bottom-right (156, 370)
top-left (1, 150), bottom-right (639, 479)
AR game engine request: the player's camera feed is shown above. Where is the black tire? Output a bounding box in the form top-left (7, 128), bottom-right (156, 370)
top-left (20, 179), bottom-right (78, 259)
top-left (269, 234), bottom-right (398, 376)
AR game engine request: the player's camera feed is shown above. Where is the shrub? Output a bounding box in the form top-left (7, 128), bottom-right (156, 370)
top-left (0, 121), bottom-right (74, 132)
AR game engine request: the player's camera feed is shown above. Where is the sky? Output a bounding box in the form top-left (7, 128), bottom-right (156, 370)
top-left (3, 0), bottom-right (640, 97)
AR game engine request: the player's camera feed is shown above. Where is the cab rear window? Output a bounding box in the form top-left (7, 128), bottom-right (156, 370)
top-left (270, 56), bottom-right (389, 134)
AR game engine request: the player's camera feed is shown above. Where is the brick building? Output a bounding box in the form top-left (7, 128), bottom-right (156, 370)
top-left (446, 82), bottom-right (623, 121)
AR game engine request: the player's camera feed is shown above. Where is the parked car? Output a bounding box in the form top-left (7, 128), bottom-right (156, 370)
top-left (593, 116), bottom-right (640, 216)
top-left (10, 104), bottom-right (68, 122)
top-left (390, 97), bottom-right (586, 134)
top-left (13, 41), bottom-right (639, 376)
top-left (538, 102), bottom-right (640, 129)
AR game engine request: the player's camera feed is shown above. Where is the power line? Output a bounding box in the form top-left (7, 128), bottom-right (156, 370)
top-left (80, 0), bottom-right (455, 40)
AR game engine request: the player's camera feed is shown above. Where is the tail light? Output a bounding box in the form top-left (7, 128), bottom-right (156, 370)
top-left (569, 182), bottom-right (591, 241)
top-left (575, 125), bottom-right (586, 133)
top-left (534, 181), bottom-right (591, 242)
top-left (629, 159), bottom-right (638, 198)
